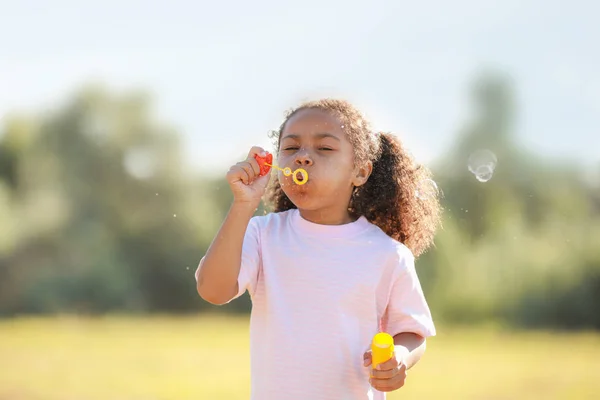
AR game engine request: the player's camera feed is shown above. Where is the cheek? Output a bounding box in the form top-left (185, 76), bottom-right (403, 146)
top-left (277, 172), bottom-right (296, 194)
top-left (276, 153), bottom-right (293, 168)
top-left (325, 160), bottom-right (355, 180)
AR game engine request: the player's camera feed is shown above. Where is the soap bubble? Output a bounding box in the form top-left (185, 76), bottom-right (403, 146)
top-left (468, 149), bottom-right (497, 182)
top-left (474, 165), bottom-right (494, 182)
top-left (415, 179), bottom-right (440, 200)
top-left (468, 149), bottom-right (497, 174)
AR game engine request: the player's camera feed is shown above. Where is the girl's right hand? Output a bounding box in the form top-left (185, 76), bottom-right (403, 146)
top-left (226, 146), bottom-right (271, 206)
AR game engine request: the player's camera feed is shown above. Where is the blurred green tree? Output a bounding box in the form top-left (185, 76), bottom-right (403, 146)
top-left (0, 85), bottom-right (222, 315)
top-left (423, 71), bottom-right (600, 329)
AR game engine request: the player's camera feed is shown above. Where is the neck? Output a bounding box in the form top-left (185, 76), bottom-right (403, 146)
top-left (297, 206), bottom-right (355, 225)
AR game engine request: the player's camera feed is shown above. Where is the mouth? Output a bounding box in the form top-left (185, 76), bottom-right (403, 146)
top-left (280, 169), bottom-right (311, 190)
top-left (292, 168), bottom-right (309, 186)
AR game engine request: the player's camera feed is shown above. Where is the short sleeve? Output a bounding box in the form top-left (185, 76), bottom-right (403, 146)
top-left (381, 246), bottom-right (436, 338)
top-left (195, 216), bottom-right (262, 302)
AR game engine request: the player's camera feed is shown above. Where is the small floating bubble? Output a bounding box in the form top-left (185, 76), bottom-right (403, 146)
top-left (468, 149), bottom-right (497, 183)
top-left (474, 164), bottom-right (494, 182)
top-left (173, 214), bottom-right (177, 217)
top-left (468, 149), bottom-right (497, 174)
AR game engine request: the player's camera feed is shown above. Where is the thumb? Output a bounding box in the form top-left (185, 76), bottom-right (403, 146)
top-left (363, 350), bottom-right (372, 367)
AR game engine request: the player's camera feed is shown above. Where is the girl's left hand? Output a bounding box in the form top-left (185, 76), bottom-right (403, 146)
top-left (363, 350), bottom-right (407, 392)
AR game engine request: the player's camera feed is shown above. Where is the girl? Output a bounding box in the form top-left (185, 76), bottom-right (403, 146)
top-left (196, 99), bottom-right (441, 400)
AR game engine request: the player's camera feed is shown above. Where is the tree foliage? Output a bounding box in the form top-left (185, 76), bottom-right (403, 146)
top-left (1, 77), bottom-right (598, 329)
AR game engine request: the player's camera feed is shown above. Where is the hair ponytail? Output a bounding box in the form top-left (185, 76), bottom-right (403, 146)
top-left (350, 132), bottom-right (440, 257)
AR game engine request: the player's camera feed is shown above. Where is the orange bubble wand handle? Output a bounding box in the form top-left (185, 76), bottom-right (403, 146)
top-left (371, 332), bottom-right (394, 372)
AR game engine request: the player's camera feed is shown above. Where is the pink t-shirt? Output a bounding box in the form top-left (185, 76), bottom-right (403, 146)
top-left (196, 209), bottom-right (435, 400)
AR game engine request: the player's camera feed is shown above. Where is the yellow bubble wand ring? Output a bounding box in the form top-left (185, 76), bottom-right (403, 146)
top-left (264, 163), bottom-right (308, 186)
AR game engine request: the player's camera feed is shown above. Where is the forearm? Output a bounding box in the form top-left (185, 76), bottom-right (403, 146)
top-left (196, 201), bottom-right (256, 304)
top-left (393, 332), bottom-right (426, 370)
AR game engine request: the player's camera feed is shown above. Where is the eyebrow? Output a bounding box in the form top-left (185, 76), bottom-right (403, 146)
top-left (281, 132), bottom-right (341, 141)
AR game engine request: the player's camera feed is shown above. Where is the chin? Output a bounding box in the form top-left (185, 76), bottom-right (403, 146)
top-left (286, 192), bottom-right (316, 210)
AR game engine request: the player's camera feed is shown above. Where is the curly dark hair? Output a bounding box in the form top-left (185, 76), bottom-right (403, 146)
top-left (264, 99), bottom-right (441, 257)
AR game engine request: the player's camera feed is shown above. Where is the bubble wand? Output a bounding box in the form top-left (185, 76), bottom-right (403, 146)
top-left (254, 153), bottom-right (308, 185)
top-left (371, 332), bottom-right (394, 374)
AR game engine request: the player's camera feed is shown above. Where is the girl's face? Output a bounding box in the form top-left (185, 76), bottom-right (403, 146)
top-left (277, 108), bottom-right (371, 217)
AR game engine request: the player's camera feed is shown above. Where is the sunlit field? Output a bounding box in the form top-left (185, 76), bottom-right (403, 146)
top-left (1, 314), bottom-right (599, 399)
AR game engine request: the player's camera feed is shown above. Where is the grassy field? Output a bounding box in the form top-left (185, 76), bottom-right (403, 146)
top-left (1, 314), bottom-right (599, 400)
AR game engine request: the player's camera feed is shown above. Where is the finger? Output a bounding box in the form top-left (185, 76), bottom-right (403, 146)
top-left (363, 351), bottom-right (372, 367)
top-left (392, 369), bottom-right (407, 389)
top-left (247, 146), bottom-right (267, 158)
top-left (370, 373), bottom-right (406, 392)
top-left (369, 377), bottom-right (395, 392)
top-left (371, 359), bottom-right (404, 379)
top-left (374, 352), bottom-right (399, 371)
top-left (238, 161), bottom-right (256, 183)
top-left (245, 157), bottom-right (261, 176)
top-left (231, 165), bottom-right (251, 185)
top-left (227, 166), bottom-right (243, 184)
top-left (371, 367), bottom-right (398, 379)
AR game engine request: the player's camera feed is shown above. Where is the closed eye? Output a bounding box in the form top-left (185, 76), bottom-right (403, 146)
top-left (282, 146), bottom-right (333, 151)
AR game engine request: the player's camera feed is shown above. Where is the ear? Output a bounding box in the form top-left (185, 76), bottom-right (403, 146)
top-left (352, 161), bottom-right (372, 188)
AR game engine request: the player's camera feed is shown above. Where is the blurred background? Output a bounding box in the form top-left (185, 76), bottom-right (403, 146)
top-left (1, 0), bottom-right (599, 399)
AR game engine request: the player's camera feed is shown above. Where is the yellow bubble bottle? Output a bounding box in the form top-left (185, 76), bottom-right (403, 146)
top-left (371, 332), bottom-right (394, 370)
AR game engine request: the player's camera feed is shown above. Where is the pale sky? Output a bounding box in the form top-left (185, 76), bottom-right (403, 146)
top-left (1, 0), bottom-right (598, 176)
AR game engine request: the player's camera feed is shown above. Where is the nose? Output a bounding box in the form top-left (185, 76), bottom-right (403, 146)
top-left (294, 150), bottom-right (313, 166)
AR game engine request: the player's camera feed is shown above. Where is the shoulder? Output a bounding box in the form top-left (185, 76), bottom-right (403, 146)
top-left (362, 221), bottom-right (415, 273)
top-left (248, 209), bottom-right (296, 231)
